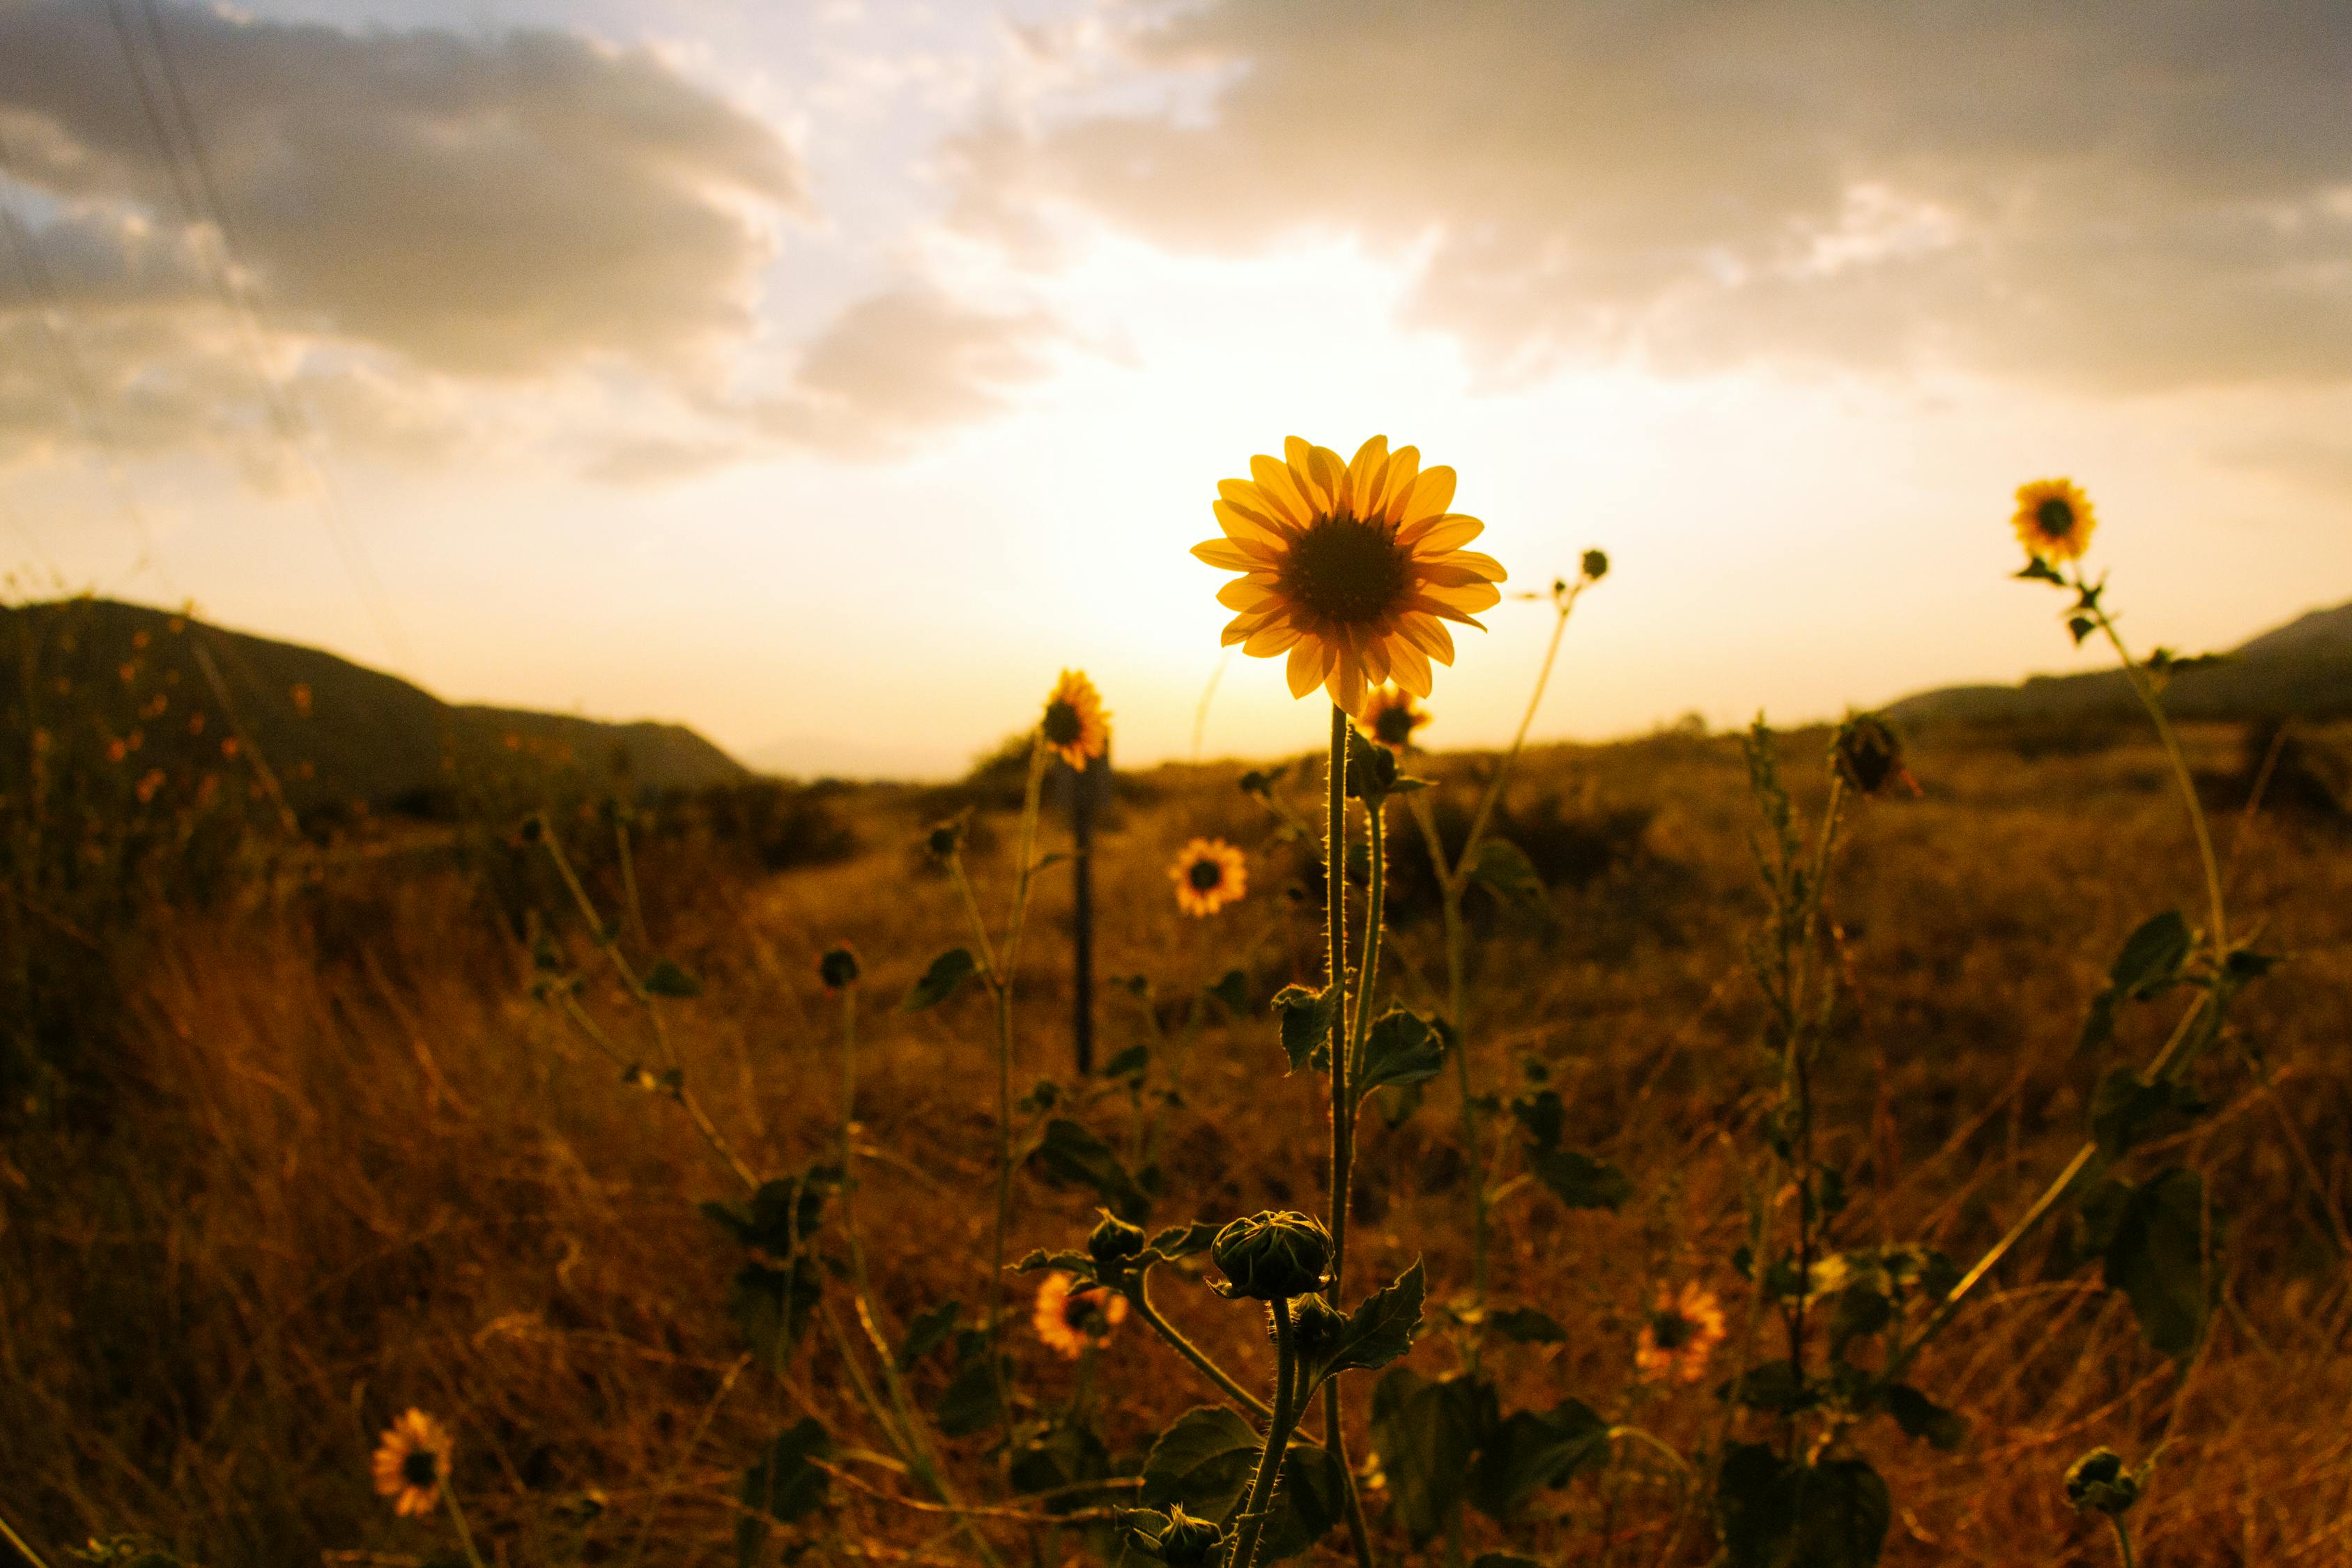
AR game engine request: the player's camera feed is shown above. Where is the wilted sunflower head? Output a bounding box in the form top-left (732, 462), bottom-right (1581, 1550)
top-left (371, 1408), bottom-right (452, 1519)
top-left (1360, 686), bottom-right (1429, 755)
top-left (1195, 436), bottom-right (1507, 714)
top-left (1031, 1270), bottom-right (1128, 1358)
top-left (2013, 478), bottom-right (2096, 564)
top-left (1169, 838), bottom-right (1247, 917)
top-left (1040, 670), bottom-right (1110, 770)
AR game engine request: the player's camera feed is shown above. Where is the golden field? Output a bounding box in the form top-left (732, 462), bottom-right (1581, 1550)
top-left (2, 714), bottom-right (2348, 1567)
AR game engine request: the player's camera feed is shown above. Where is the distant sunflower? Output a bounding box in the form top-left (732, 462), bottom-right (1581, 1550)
top-left (371, 1408), bottom-right (452, 1519)
top-left (1040, 670), bottom-right (1110, 770)
top-left (1360, 686), bottom-right (1429, 754)
top-left (2013, 478), bottom-right (2096, 564)
top-left (1169, 838), bottom-right (1247, 917)
top-left (1032, 1270), bottom-right (1128, 1358)
top-left (1634, 1283), bottom-right (1728, 1386)
top-left (1195, 436), bottom-right (1507, 714)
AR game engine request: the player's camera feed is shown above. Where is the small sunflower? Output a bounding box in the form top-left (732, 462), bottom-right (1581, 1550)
top-left (2013, 477), bottom-right (2096, 564)
top-left (371, 1408), bottom-right (452, 1519)
top-left (1634, 1283), bottom-right (1728, 1386)
top-left (1169, 838), bottom-right (1247, 917)
top-left (1040, 670), bottom-right (1110, 770)
top-left (1031, 1270), bottom-right (1128, 1358)
top-left (1195, 436), bottom-right (1507, 714)
top-left (1359, 686), bottom-right (1429, 754)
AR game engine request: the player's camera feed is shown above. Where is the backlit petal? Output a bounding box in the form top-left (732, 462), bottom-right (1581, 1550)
top-left (1399, 515), bottom-right (1484, 553)
top-left (1402, 466), bottom-right (1456, 525)
top-left (1286, 638), bottom-right (1328, 698)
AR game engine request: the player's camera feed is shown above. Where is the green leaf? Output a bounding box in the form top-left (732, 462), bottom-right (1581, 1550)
top-left (643, 958), bottom-right (702, 998)
top-left (1271, 984), bottom-right (1337, 1074)
top-left (1715, 1445), bottom-right (1891, 1568)
top-left (1369, 1369), bottom-right (1495, 1543)
top-left (1883, 1384), bottom-right (1966, 1452)
top-left (1511, 1087), bottom-right (1564, 1151)
top-left (1299, 1260), bottom-right (1425, 1392)
top-left (725, 1256), bottom-right (826, 1369)
top-left (700, 1167), bottom-right (840, 1256)
top-left (900, 946), bottom-right (978, 1011)
top-left (1138, 1406), bottom-right (1339, 1562)
top-left (1355, 1008), bottom-right (1447, 1100)
top-left (1526, 1146), bottom-right (1633, 1211)
top-left (2109, 912), bottom-right (2192, 997)
top-left (1463, 1397), bottom-right (1607, 1521)
top-left (896, 1300), bottom-right (962, 1371)
top-left (1027, 1118), bottom-right (1152, 1222)
top-left (2068, 615), bottom-right (2097, 645)
top-left (1719, 1359), bottom-right (1811, 1415)
top-left (1468, 838), bottom-right (1544, 906)
top-left (2089, 1067), bottom-right (2204, 1160)
top-left (2015, 557), bottom-right (2068, 585)
top-left (933, 1329), bottom-right (1006, 1437)
top-left (1344, 727), bottom-right (1400, 800)
top-left (1103, 1043), bottom-right (1151, 1079)
top-left (1010, 1417), bottom-right (1111, 1506)
top-left (2099, 1165), bottom-right (2215, 1360)
top-left (1146, 1220), bottom-right (1219, 1260)
top-left (1485, 1307), bottom-right (1567, 1344)
top-left (736, 1417), bottom-right (831, 1567)
top-left (1205, 969), bottom-right (1251, 1015)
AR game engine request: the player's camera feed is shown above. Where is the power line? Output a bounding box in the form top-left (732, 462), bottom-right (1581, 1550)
top-left (101, 0), bottom-right (410, 663)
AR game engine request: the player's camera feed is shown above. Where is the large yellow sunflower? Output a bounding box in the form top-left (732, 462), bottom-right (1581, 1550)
top-left (1040, 669), bottom-right (1110, 769)
top-left (2013, 477), bottom-right (2096, 564)
top-left (1195, 436), bottom-right (1506, 714)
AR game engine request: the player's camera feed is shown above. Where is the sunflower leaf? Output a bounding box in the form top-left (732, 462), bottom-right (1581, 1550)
top-left (1272, 984), bottom-right (1336, 1074)
top-left (1355, 1008), bottom-right (1447, 1101)
top-left (901, 947), bottom-right (977, 1011)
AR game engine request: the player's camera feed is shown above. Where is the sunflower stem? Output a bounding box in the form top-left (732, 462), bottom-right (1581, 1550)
top-left (1227, 1297), bottom-right (1300, 1568)
top-left (440, 1475), bottom-right (490, 1568)
top-left (1133, 1276), bottom-right (1273, 1422)
top-left (0, 1508), bottom-right (54, 1568)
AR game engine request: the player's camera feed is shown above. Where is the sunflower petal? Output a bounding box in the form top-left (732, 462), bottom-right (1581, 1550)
top-left (1374, 446), bottom-right (1421, 522)
top-left (1243, 620), bottom-right (1302, 656)
top-left (1347, 436), bottom-right (1388, 514)
top-left (1403, 466), bottom-right (1456, 525)
top-left (1286, 638), bottom-right (1328, 698)
top-left (1390, 639), bottom-right (1434, 696)
top-left (1399, 514), bottom-right (1484, 553)
top-left (1215, 498), bottom-right (1289, 546)
top-left (1360, 633), bottom-right (1392, 686)
top-left (1192, 537), bottom-right (1270, 571)
top-left (1331, 652), bottom-right (1368, 716)
top-left (1402, 611), bottom-right (1459, 661)
top-left (1424, 579), bottom-right (1503, 613)
top-left (1247, 458), bottom-right (1312, 525)
top-left (1216, 577), bottom-right (1279, 610)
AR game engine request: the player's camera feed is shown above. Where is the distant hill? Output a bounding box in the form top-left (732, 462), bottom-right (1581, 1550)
top-left (1, 598), bottom-right (751, 813)
top-left (1886, 597), bottom-right (2352, 729)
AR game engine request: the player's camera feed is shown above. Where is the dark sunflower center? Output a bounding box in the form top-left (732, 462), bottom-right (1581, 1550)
top-left (2036, 497), bottom-right (2075, 537)
top-left (1064, 1291), bottom-right (1107, 1333)
top-left (401, 1449), bottom-right (440, 1486)
top-left (1280, 514), bottom-right (1411, 626)
top-left (1042, 700), bottom-right (1083, 746)
top-left (1649, 1311), bottom-right (1692, 1351)
top-left (1188, 859), bottom-right (1224, 891)
top-left (1374, 709), bottom-right (1416, 746)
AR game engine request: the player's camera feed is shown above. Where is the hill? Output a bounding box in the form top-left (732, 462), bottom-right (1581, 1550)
top-left (1886, 595), bottom-right (2352, 728)
top-left (0, 597), bottom-right (751, 814)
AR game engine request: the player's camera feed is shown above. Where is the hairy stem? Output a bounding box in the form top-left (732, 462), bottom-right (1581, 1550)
top-left (1132, 1277), bottom-right (1273, 1422)
top-left (1227, 1298), bottom-right (1299, 1568)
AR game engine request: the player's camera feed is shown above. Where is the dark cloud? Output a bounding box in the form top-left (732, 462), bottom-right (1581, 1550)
top-left (0, 0), bottom-right (800, 376)
top-left (961, 0), bottom-right (2352, 391)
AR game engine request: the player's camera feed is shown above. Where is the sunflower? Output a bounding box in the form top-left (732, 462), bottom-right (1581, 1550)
top-left (1031, 1270), bottom-right (1128, 1358)
top-left (371, 1408), bottom-right (452, 1519)
top-left (1195, 436), bottom-right (1507, 714)
top-left (1040, 670), bottom-right (1110, 769)
top-left (1634, 1283), bottom-right (1728, 1385)
top-left (2013, 477), bottom-right (2096, 564)
top-left (1359, 686), bottom-right (1429, 754)
top-left (1169, 838), bottom-right (1247, 917)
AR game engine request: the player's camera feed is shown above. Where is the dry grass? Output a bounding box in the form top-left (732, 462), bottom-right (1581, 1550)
top-left (3, 723), bottom-right (2349, 1567)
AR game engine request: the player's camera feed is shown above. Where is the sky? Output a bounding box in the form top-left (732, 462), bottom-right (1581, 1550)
top-left (2, 0), bottom-right (2349, 777)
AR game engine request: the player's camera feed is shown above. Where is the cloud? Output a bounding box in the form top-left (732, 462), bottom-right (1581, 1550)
top-left (0, 1), bottom-right (801, 378)
top-left (958, 0), bottom-right (2352, 392)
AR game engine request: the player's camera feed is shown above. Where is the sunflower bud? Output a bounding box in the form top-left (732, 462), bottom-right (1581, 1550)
top-left (1831, 712), bottom-right (1906, 797)
top-left (1210, 1210), bottom-right (1331, 1300)
top-left (817, 945), bottom-right (861, 990)
top-left (1286, 1292), bottom-right (1348, 1361)
top-left (924, 817), bottom-right (965, 861)
top-left (2063, 1447), bottom-right (2146, 1517)
top-left (1087, 1211), bottom-right (1148, 1267)
top-left (1157, 1506), bottom-right (1224, 1567)
top-left (1581, 548), bottom-right (1610, 582)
